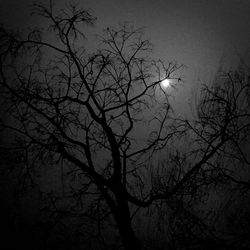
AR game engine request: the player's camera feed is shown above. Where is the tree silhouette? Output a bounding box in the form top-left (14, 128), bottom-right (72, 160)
top-left (1, 2), bottom-right (250, 249)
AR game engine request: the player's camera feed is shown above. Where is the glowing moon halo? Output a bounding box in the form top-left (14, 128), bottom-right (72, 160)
top-left (160, 79), bottom-right (170, 88)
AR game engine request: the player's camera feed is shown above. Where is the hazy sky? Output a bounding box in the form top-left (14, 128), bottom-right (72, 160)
top-left (1, 0), bottom-right (250, 115)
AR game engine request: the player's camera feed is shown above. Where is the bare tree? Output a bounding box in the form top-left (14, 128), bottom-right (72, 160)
top-left (1, 2), bottom-right (250, 249)
top-left (171, 67), bottom-right (250, 249)
top-left (0, 3), bottom-right (182, 249)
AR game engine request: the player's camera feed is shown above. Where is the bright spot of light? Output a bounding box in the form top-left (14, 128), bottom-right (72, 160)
top-left (160, 79), bottom-right (170, 89)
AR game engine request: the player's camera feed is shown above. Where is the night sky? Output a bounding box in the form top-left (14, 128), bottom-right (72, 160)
top-left (1, 0), bottom-right (250, 116)
top-left (1, 1), bottom-right (250, 249)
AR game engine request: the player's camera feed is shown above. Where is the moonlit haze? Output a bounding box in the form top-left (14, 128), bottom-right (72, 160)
top-left (160, 79), bottom-right (171, 89)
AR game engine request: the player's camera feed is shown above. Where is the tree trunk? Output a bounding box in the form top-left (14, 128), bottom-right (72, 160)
top-left (114, 190), bottom-right (141, 250)
top-left (116, 213), bottom-right (140, 250)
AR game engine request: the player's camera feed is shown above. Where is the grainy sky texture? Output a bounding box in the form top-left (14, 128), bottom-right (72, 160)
top-left (1, 0), bottom-right (250, 114)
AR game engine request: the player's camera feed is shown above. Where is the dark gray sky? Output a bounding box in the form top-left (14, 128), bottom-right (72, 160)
top-left (1, 0), bottom-right (250, 115)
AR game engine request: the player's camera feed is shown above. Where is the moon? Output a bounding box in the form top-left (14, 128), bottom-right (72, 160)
top-left (160, 79), bottom-right (170, 88)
